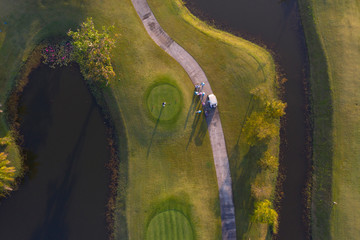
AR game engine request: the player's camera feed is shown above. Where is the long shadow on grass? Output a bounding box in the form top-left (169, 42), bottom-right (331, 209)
top-left (147, 107), bottom-right (164, 158)
top-left (236, 95), bottom-right (254, 145)
top-left (186, 100), bottom-right (202, 149)
top-left (194, 115), bottom-right (208, 146)
top-left (184, 94), bottom-right (199, 129)
top-left (229, 143), bottom-right (267, 238)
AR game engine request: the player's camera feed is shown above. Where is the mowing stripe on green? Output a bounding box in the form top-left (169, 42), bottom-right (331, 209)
top-left (146, 210), bottom-right (193, 240)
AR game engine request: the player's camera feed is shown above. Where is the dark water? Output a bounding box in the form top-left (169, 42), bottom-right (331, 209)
top-left (184, 0), bottom-right (308, 239)
top-left (0, 64), bottom-right (110, 240)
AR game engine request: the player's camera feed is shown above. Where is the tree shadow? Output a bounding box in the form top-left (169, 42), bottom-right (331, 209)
top-left (229, 143), bottom-right (267, 238)
top-left (147, 106), bottom-right (164, 158)
top-left (236, 95), bottom-right (254, 145)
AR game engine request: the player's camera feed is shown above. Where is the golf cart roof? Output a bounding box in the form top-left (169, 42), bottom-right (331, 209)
top-left (208, 94), bottom-right (218, 106)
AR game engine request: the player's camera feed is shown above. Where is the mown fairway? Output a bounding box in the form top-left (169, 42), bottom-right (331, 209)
top-left (146, 210), bottom-right (193, 240)
top-left (300, 0), bottom-right (360, 239)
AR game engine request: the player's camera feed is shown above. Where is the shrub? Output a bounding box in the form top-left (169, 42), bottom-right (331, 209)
top-left (41, 41), bottom-right (74, 68)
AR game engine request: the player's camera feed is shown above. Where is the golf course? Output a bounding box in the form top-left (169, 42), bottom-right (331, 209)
top-left (0, 0), bottom-right (284, 239)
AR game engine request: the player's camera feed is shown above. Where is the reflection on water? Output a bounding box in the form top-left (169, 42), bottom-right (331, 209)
top-left (0, 64), bottom-right (110, 240)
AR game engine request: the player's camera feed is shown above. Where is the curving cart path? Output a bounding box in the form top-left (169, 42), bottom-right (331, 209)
top-left (131, 0), bottom-right (237, 239)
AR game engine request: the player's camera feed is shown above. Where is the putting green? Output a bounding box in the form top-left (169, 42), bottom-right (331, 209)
top-left (146, 210), bottom-right (194, 240)
top-left (146, 83), bottom-right (182, 121)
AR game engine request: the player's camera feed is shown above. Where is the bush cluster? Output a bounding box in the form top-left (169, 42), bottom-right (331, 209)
top-left (41, 41), bottom-right (73, 68)
top-left (41, 18), bottom-right (116, 86)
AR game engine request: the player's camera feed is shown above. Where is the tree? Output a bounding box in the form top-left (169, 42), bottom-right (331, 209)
top-left (68, 18), bottom-right (116, 85)
top-left (265, 99), bottom-right (286, 119)
top-left (242, 112), bottom-right (278, 146)
top-left (253, 199), bottom-right (278, 233)
top-left (0, 152), bottom-right (15, 192)
top-left (258, 150), bottom-right (279, 171)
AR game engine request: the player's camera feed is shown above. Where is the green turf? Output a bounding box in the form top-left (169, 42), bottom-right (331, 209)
top-left (146, 83), bottom-right (182, 122)
top-left (146, 210), bottom-right (193, 240)
top-left (299, 0), bottom-right (360, 239)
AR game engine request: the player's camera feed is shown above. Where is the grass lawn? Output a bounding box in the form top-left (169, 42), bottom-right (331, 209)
top-left (299, 0), bottom-right (360, 239)
top-left (0, 0), bottom-right (279, 239)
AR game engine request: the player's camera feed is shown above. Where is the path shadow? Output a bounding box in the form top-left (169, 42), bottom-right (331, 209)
top-left (147, 107), bottom-right (164, 158)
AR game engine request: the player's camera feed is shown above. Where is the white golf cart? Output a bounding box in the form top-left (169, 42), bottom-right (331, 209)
top-left (207, 94), bottom-right (218, 108)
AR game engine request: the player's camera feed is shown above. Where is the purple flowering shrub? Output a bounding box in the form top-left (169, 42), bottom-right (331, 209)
top-left (41, 41), bottom-right (74, 68)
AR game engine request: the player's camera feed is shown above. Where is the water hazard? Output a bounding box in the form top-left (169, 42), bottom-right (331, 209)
top-left (183, 0), bottom-right (309, 239)
top-left (0, 64), bottom-right (110, 240)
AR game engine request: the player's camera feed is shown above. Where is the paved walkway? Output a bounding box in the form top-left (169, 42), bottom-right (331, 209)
top-left (131, 0), bottom-right (237, 239)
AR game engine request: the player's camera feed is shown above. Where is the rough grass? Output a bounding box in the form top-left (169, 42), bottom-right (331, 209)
top-left (146, 210), bottom-right (193, 240)
top-left (147, 0), bottom-right (279, 238)
top-left (299, 0), bottom-right (360, 239)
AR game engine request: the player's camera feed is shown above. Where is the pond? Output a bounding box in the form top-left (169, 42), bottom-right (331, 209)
top-left (184, 0), bottom-right (309, 239)
top-left (0, 64), bottom-right (110, 240)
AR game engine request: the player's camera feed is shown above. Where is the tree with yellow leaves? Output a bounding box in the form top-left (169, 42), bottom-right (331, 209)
top-left (0, 152), bottom-right (15, 192)
top-left (253, 199), bottom-right (278, 233)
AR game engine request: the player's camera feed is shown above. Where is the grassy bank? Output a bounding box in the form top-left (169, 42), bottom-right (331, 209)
top-left (147, 0), bottom-right (280, 238)
top-left (0, 0), bottom-right (280, 239)
top-left (299, 0), bottom-right (360, 239)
